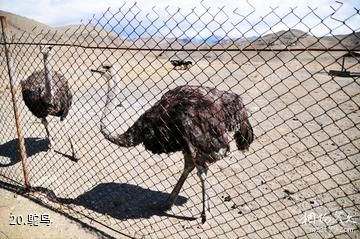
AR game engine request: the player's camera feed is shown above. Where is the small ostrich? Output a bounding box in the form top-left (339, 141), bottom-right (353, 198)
top-left (91, 63), bottom-right (254, 223)
top-left (21, 46), bottom-right (77, 160)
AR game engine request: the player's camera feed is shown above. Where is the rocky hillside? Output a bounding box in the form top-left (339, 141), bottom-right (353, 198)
top-left (0, 10), bottom-right (55, 36)
top-left (243, 29), bottom-right (360, 50)
top-left (0, 10), bottom-right (122, 46)
top-left (0, 10), bottom-right (359, 50)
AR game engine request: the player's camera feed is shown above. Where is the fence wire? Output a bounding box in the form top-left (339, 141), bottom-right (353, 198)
top-left (0, 1), bottom-right (359, 238)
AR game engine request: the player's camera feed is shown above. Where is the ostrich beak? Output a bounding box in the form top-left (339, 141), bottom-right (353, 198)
top-left (90, 69), bottom-right (105, 75)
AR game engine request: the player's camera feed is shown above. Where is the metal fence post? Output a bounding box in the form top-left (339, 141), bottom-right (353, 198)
top-left (0, 16), bottom-right (31, 189)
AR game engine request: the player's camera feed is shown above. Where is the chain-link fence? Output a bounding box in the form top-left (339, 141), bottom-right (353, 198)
top-left (0, 1), bottom-right (359, 238)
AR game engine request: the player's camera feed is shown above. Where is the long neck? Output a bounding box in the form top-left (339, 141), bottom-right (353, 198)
top-left (100, 70), bottom-right (131, 146)
top-left (101, 70), bottom-right (121, 120)
top-left (41, 52), bottom-right (53, 104)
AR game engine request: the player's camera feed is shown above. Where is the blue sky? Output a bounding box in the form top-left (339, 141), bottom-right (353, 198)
top-left (1, 0), bottom-right (359, 38)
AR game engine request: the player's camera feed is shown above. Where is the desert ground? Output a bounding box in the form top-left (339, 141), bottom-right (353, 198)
top-left (0, 9), bottom-right (359, 239)
top-left (0, 187), bottom-right (108, 239)
top-left (0, 45), bottom-right (359, 239)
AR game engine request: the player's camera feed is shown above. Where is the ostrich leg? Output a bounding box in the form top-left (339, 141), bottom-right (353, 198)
top-left (161, 152), bottom-right (195, 210)
top-left (41, 117), bottom-right (52, 149)
top-left (62, 118), bottom-right (78, 161)
top-left (197, 165), bottom-right (208, 224)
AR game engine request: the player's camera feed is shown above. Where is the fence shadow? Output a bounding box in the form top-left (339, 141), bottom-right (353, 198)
top-left (60, 182), bottom-right (196, 221)
top-left (0, 137), bottom-right (48, 167)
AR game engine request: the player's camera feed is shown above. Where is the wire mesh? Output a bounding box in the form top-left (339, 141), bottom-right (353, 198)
top-left (0, 1), bottom-right (359, 238)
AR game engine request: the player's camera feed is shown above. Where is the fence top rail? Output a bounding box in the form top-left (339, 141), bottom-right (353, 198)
top-left (0, 41), bottom-right (357, 52)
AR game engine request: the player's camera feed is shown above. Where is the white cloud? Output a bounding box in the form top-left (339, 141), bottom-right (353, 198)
top-left (0, 0), bottom-right (359, 36)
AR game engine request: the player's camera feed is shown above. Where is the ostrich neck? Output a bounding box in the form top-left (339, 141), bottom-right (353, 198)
top-left (102, 73), bottom-right (121, 118)
top-left (100, 72), bottom-right (129, 146)
top-left (41, 53), bottom-right (53, 104)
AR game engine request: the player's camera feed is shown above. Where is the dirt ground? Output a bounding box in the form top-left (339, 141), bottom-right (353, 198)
top-left (0, 47), bottom-right (359, 238)
top-left (0, 187), bottom-right (108, 239)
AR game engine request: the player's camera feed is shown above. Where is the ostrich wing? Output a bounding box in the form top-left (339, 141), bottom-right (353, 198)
top-left (122, 85), bottom-right (253, 161)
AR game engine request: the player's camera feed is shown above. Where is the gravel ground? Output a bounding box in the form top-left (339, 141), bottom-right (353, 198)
top-left (0, 49), bottom-right (359, 238)
top-left (0, 187), bottom-right (107, 239)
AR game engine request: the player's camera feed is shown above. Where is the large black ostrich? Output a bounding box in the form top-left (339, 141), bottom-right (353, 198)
top-left (21, 46), bottom-right (77, 160)
top-left (91, 63), bottom-right (254, 223)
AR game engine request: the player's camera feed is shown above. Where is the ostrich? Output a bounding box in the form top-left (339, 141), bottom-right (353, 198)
top-left (170, 59), bottom-right (193, 70)
top-left (91, 63), bottom-right (254, 223)
top-left (21, 46), bottom-right (77, 160)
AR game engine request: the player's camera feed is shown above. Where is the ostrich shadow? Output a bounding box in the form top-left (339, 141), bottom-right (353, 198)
top-left (58, 182), bottom-right (196, 221)
top-left (0, 137), bottom-right (48, 167)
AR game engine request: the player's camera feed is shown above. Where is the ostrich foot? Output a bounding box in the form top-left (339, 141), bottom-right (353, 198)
top-left (46, 138), bottom-right (53, 150)
top-left (69, 141), bottom-right (79, 162)
top-left (201, 212), bottom-right (206, 224)
top-left (70, 154), bottom-right (80, 162)
top-left (66, 150), bottom-right (79, 162)
top-left (149, 201), bottom-right (173, 211)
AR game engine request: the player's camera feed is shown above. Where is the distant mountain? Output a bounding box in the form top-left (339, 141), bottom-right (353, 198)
top-left (177, 35), bottom-right (258, 45)
top-left (171, 35), bottom-right (223, 44)
top-left (0, 10), bottom-right (57, 41)
top-left (247, 29), bottom-right (315, 49)
top-left (244, 29), bottom-right (360, 50)
top-left (56, 24), bottom-right (123, 46)
top-left (0, 10), bottom-right (123, 46)
top-left (199, 35), bottom-right (224, 44)
top-left (320, 32), bottom-right (360, 50)
top-left (0, 10), bottom-right (358, 50)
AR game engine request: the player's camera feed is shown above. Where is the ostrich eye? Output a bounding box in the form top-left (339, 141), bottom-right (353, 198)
top-left (103, 65), bottom-right (111, 70)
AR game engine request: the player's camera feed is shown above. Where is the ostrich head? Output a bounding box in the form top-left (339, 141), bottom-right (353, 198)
top-left (40, 46), bottom-right (53, 69)
top-left (91, 62), bottom-right (117, 78)
top-left (91, 63), bottom-right (121, 90)
top-left (91, 62), bottom-right (122, 108)
top-left (40, 46), bottom-right (54, 76)
top-left (40, 46), bottom-right (53, 57)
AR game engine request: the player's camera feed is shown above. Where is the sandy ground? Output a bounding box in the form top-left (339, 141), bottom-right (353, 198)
top-left (0, 187), bottom-right (108, 239)
top-left (0, 47), bottom-right (359, 238)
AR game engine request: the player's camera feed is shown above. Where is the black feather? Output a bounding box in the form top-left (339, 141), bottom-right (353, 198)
top-left (122, 85), bottom-right (254, 164)
top-left (21, 70), bottom-right (72, 121)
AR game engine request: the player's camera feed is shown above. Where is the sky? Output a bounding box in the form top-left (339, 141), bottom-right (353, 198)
top-left (0, 0), bottom-right (359, 38)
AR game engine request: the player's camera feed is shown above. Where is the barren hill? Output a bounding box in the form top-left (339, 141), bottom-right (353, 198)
top-left (0, 10), bottom-right (122, 46)
top-left (56, 24), bottom-right (124, 46)
top-left (0, 10), bottom-right (55, 36)
top-left (0, 10), bottom-right (359, 50)
top-left (246, 29), bottom-right (317, 49)
top-left (245, 29), bottom-right (360, 49)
